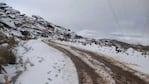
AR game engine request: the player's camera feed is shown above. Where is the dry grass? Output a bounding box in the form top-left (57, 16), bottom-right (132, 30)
top-left (0, 47), bottom-right (16, 74)
top-left (0, 32), bottom-right (17, 73)
top-left (0, 48), bottom-right (16, 64)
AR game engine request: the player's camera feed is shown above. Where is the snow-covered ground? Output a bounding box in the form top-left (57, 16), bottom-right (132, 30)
top-left (3, 40), bottom-right (78, 84)
top-left (1, 39), bottom-right (148, 84)
top-left (77, 29), bottom-right (149, 46)
top-left (55, 40), bottom-right (149, 76)
top-left (55, 45), bottom-right (116, 84)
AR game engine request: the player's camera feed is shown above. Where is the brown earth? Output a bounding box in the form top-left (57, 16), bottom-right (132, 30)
top-left (46, 41), bottom-right (149, 84)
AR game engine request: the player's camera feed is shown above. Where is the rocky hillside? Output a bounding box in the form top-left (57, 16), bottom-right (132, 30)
top-left (0, 3), bottom-right (80, 40)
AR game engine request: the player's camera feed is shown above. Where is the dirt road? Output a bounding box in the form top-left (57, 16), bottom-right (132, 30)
top-left (46, 41), bottom-right (149, 84)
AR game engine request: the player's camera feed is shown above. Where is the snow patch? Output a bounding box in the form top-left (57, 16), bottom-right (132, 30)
top-left (14, 40), bottom-right (78, 84)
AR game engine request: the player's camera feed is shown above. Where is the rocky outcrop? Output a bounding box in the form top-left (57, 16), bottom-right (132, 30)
top-left (0, 3), bottom-right (77, 40)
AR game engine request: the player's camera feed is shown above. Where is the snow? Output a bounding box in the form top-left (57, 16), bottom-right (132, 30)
top-left (0, 65), bottom-right (18, 83)
top-left (0, 18), bottom-right (16, 28)
top-left (76, 29), bottom-right (99, 38)
top-left (56, 45), bottom-right (116, 84)
top-left (3, 40), bottom-right (78, 84)
top-left (0, 43), bottom-right (9, 48)
top-left (77, 30), bottom-right (149, 46)
top-left (0, 2), bottom-right (78, 40)
top-left (17, 40), bottom-right (78, 84)
top-left (54, 40), bottom-right (149, 76)
top-left (113, 36), bottom-right (149, 46)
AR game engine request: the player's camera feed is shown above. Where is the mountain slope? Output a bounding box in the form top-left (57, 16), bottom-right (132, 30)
top-left (0, 3), bottom-right (77, 40)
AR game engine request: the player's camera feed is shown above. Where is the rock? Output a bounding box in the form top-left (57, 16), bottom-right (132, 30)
top-left (0, 2), bottom-right (78, 39)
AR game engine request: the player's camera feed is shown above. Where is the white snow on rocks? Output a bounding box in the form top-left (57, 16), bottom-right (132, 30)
top-left (0, 3), bottom-right (77, 39)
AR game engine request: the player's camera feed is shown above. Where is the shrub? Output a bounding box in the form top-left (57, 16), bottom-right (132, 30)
top-left (0, 32), bottom-right (17, 72)
top-left (0, 47), bottom-right (16, 65)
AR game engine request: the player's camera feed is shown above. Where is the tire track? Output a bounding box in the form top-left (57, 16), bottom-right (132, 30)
top-left (71, 47), bottom-right (148, 84)
top-left (47, 42), bottom-right (104, 84)
top-left (45, 41), bottom-right (149, 84)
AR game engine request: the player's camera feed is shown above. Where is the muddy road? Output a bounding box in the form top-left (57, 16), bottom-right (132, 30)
top-left (46, 41), bottom-right (149, 84)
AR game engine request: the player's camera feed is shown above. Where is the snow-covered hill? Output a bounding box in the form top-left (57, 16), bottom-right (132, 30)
top-left (0, 3), bottom-right (78, 40)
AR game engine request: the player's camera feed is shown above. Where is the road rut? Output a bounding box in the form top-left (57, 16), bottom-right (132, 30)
top-left (46, 41), bottom-right (149, 84)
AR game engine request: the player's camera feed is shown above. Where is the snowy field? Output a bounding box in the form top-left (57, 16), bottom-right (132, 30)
top-left (55, 40), bottom-right (149, 76)
top-left (1, 39), bottom-right (149, 84)
top-left (3, 40), bottom-right (78, 84)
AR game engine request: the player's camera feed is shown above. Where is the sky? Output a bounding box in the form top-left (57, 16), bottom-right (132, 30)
top-left (1, 0), bottom-right (149, 43)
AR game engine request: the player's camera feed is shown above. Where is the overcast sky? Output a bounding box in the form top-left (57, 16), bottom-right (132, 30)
top-left (1, 0), bottom-right (149, 41)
